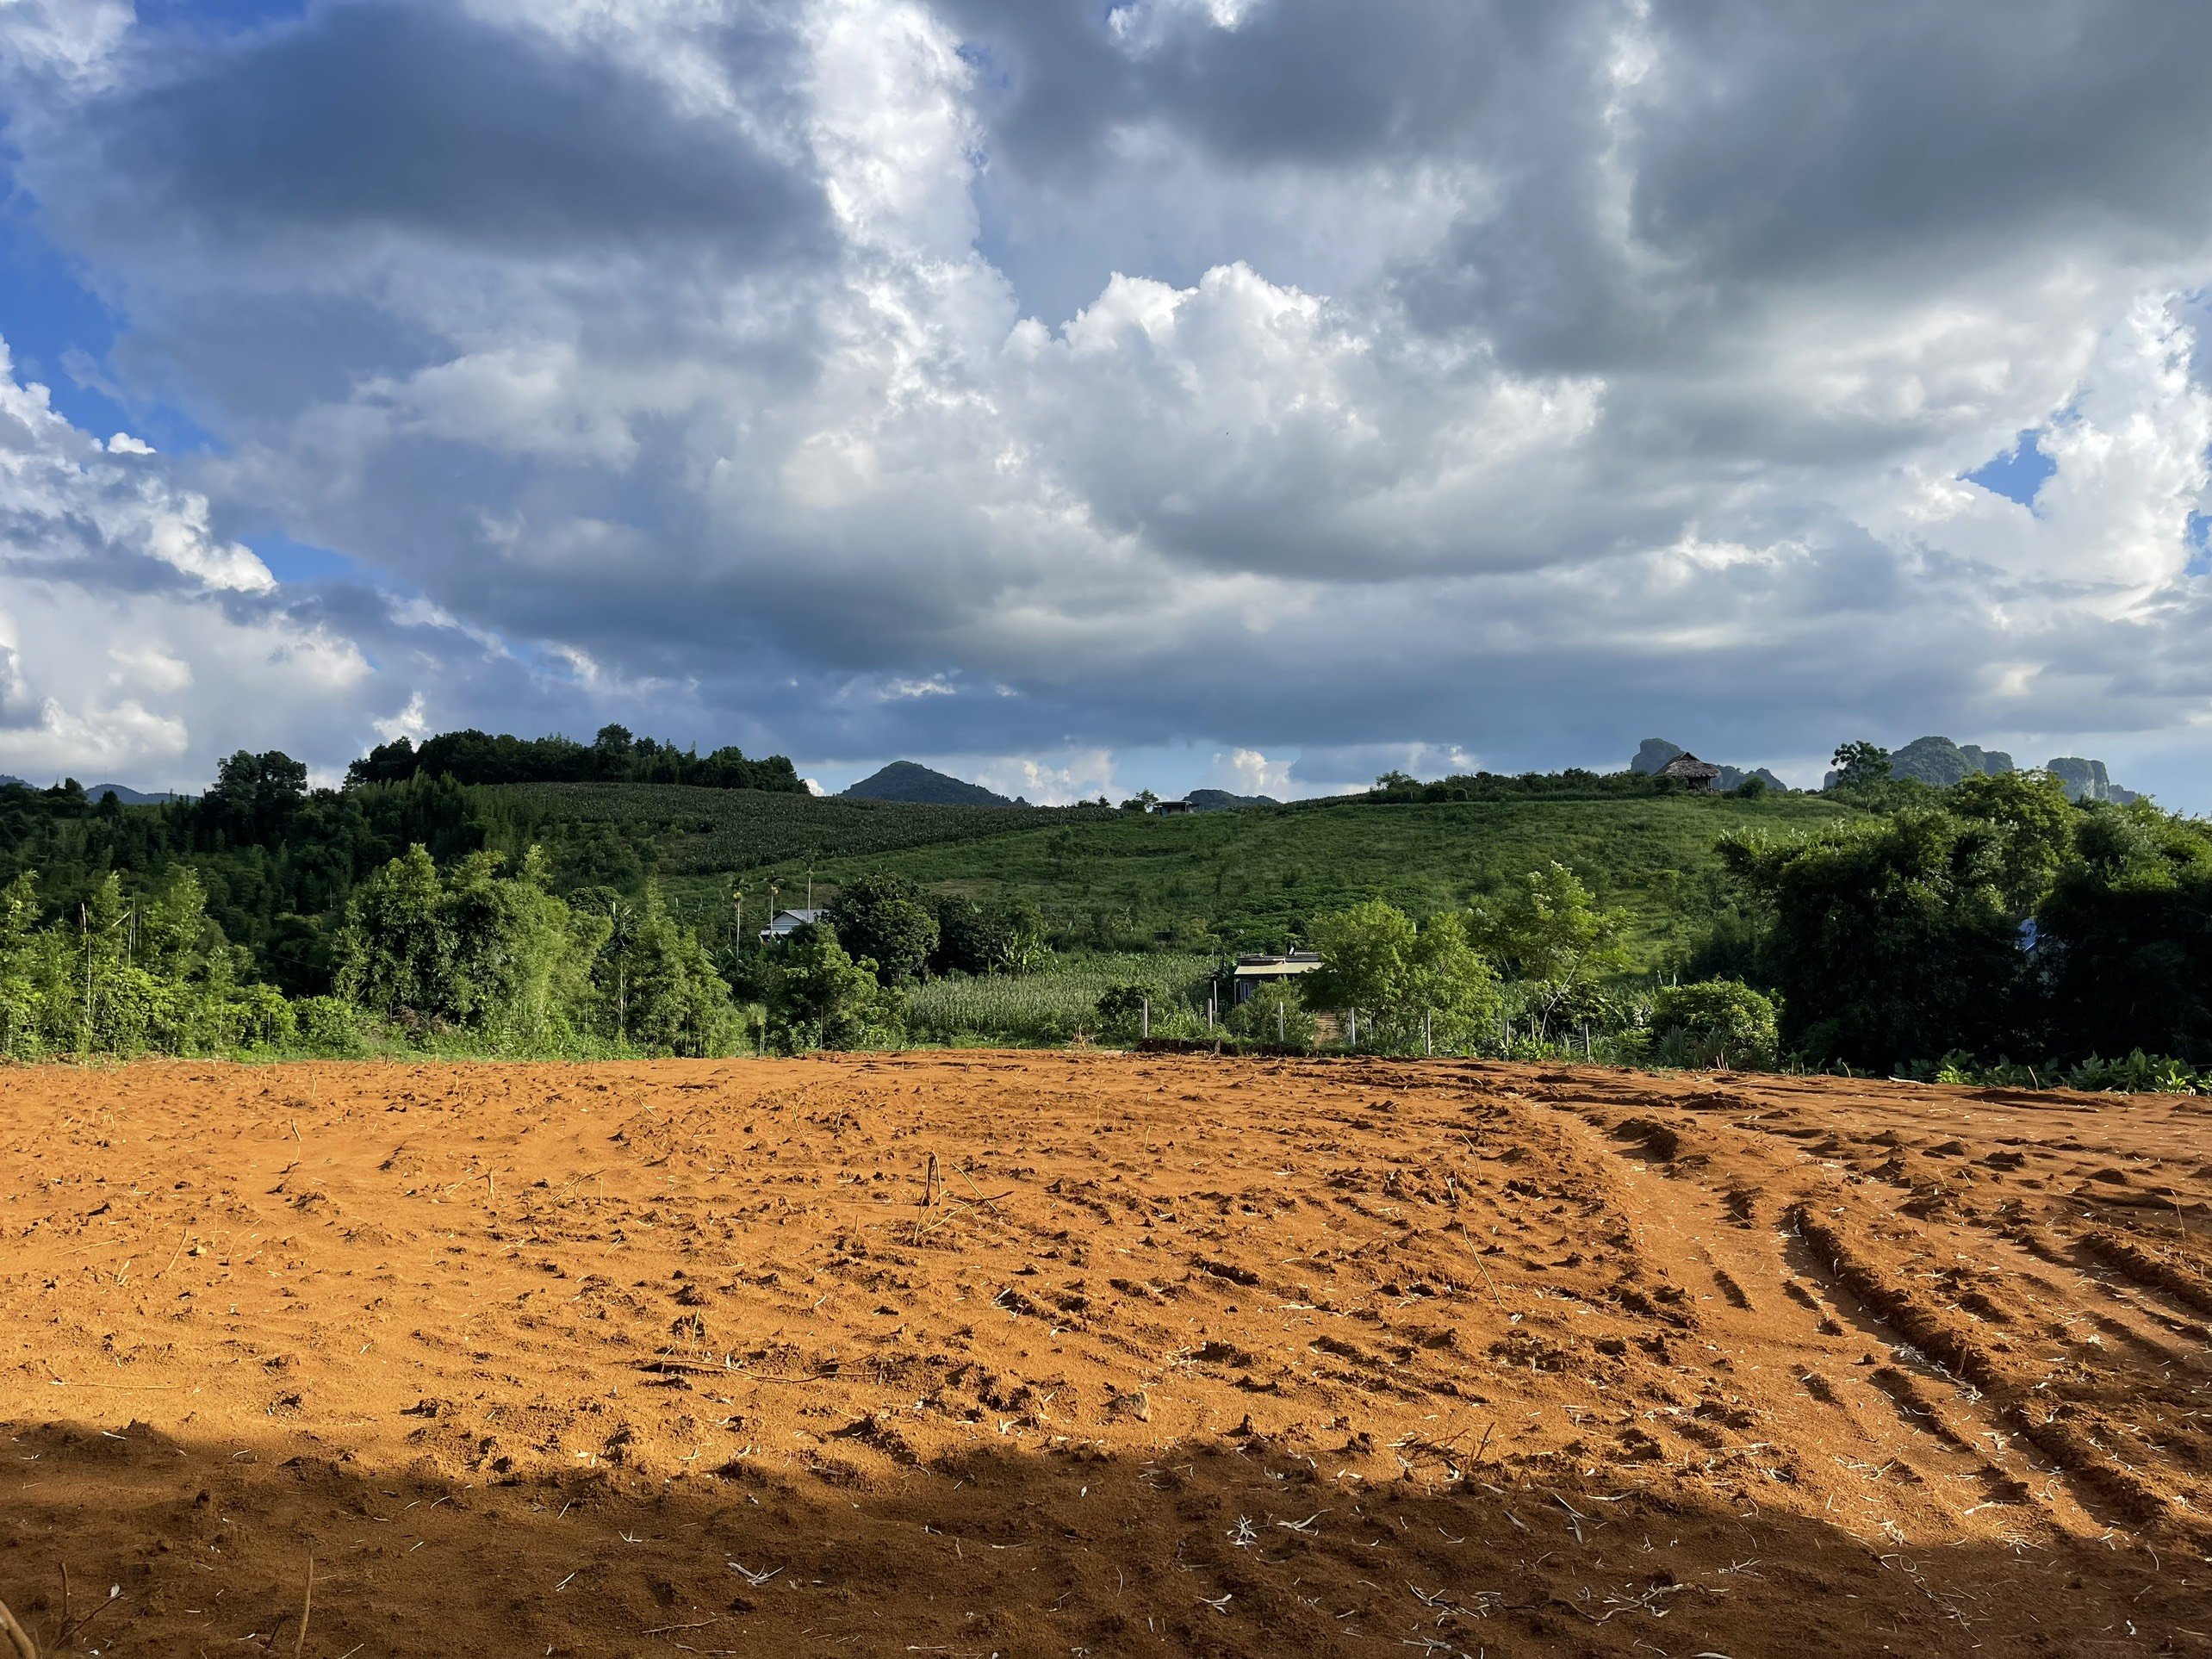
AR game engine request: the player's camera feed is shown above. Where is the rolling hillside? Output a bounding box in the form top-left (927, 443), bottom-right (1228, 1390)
top-left (484, 783), bottom-right (1857, 964)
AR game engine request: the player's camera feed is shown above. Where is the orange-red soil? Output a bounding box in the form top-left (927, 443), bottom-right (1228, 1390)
top-left (4, 1053), bottom-right (2212, 1656)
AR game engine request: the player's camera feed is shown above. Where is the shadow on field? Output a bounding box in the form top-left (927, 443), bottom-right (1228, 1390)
top-left (0, 1416), bottom-right (2190, 1657)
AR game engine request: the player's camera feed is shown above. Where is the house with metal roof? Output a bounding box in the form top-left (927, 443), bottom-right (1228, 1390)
top-left (1229, 950), bottom-right (1324, 1004)
top-left (759, 908), bottom-right (828, 945)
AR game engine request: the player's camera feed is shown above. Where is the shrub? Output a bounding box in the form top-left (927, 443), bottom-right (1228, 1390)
top-left (1647, 980), bottom-right (1779, 1070)
top-left (1225, 980), bottom-right (1318, 1047)
top-left (1095, 981), bottom-right (1165, 1042)
top-left (294, 995), bottom-right (369, 1056)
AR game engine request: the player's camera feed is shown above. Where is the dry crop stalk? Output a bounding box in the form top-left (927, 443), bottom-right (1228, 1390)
top-left (0, 1600), bottom-right (35, 1659)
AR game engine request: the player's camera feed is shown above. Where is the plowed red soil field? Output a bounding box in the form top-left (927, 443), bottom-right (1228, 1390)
top-left (4, 1053), bottom-right (2212, 1656)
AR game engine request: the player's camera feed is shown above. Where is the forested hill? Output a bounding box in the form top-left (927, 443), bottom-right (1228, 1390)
top-left (0, 755), bottom-right (1843, 997)
top-left (346, 724), bottom-right (804, 793)
top-left (486, 780), bottom-right (1855, 969)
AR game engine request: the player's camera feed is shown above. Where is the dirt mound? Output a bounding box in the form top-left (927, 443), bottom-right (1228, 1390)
top-left (2, 1053), bottom-right (2208, 1654)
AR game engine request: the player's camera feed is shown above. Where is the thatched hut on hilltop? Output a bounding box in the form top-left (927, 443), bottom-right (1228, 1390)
top-left (1658, 753), bottom-right (1722, 789)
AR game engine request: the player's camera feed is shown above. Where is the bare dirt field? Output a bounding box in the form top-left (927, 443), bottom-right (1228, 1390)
top-left (3, 1053), bottom-right (2212, 1656)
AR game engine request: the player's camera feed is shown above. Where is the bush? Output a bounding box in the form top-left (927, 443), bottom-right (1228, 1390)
top-left (1647, 980), bottom-right (1778, 1070)
top-left (1094, 981), bottom-right (1165, 1042)
top-left (1225, 980), bottom-right (1318, 1048)
top-left (293, 995), bottom-right (369, 1056)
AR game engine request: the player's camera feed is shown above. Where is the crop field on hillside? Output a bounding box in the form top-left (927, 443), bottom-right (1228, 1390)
top-left (497, 782), bottom-right (1857, 960)
top-left (4, 1053), bottom-right (2208, 1656)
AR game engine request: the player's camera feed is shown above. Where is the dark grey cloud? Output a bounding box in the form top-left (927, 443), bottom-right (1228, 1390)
top-left (1632, 1), bottom-right (2212, 281)
top-left (941, 0), bottom-right (1574, 174)
top-left (86, 1), bottom-right (824, 259)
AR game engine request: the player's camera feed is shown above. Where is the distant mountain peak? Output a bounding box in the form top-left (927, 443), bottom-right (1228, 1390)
top-left (840, 761), bottom-right (1014, 807)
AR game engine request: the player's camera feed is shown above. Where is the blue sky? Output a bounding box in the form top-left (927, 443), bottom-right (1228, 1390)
top-left (2, 0), bottom-right (2210, 806)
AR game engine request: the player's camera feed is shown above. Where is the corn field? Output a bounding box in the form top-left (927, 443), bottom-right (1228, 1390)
top-left (906, 951), bottom-right (1216, 1045)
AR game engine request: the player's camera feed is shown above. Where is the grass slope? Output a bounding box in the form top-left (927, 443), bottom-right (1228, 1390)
top-left (489, 783), bottom-right (1857, 965)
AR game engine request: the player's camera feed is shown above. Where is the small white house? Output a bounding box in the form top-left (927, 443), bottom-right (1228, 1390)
top-left (759, 908), bottom-right (827, 945)
top-left (1230, 950), bottom-right (1323, 1005)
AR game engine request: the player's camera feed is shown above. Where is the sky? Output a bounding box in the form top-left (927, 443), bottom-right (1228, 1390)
top-left (0, 1), bottom-right (2209, 806)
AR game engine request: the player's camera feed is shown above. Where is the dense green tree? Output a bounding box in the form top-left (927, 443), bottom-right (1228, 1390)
top-left (208, 749), bottom-right (310, 843)
top-left (935, 896), bottom-right (1047, 976)
top-left (1722, 811), bottom-right (2021, 1067)
top-left (2034, 803), bottom-right (2212, 1064)
top-left (0, 866), bottom-right (291, 1058)
top-left (1947, 769), bottom-right (2076, 914)
top-left (596, 885), bottom-right (736, 1055)
top-left (830, 873), bottom-right (939, 985)
top-left (1828, 741), bottom-right (1892, 795)
top-left (1469, 863), bottom-right (1627, 1040)
top-left (1307, 899), bottom-right (1501, 1049)
top-left (338, 845), bottom-right (612, 1046)
top-left (1095, 979), bottom-right (1165, 1041)
top-left (766, 923), bottom-right (903, 1052)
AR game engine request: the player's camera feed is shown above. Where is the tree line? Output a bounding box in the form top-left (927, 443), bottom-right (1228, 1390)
top-left (1699, 762), bottom-right (2212, 1072)
top-left (347, 724), bottom-right (804, 792)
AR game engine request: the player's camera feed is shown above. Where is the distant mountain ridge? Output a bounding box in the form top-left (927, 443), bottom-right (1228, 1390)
top-left (841, 761), bottom-right (1018, 806)
top-left (0, 775), bottom-right (183, 805)
top-left (1819, 736), bottom-right (2140, 804)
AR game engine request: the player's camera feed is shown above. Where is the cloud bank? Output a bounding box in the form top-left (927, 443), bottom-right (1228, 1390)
top-left (0, 0), bottom-right (2209, 799)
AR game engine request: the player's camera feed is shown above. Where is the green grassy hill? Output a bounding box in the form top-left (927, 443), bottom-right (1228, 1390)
top-left (486, 784), bottom-right (1857, 967)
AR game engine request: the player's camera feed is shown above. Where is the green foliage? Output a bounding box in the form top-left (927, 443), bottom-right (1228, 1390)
top-left (339, 845), bottom-right (614, 1047)
top-left (336, 847), bottom-right (737, 1054)
top-left (2034, 802), bottom-right (2212, 1062)
top-left (348, 724), bottom-right (803, 793)
top-left (1716, 790), bottom-right (2212, 1072)
top-left (933, 897), bottom-right (1048, 976)
top-left (1948, 769), bottom-right (2076, 913)
top-left (595, 885), bottom-right (738, 1056)
top-left (208, 749), bottom-right (309, 842)
top-left (1829, 740), bottom-right (1892, 795)
top-left (1308, 899), bottom-right (1501, 1051)
top-left (0, 867), bottom-right (304, 1059)
top-left (1469, 862), bottom-right (1628, 1040)
top-left (1225, 979), bottom-right (1318, 1047)
top-left (905, 953), bottom-right (1214, 1047)
top-left (830, 873), bottom-right (940, 985)
top-left (1721, 811), bottom-right (2021, 1069)
top-left (766, 923), bottom-right (904, 1052)
top-left (1094, 979), bottom-right (1163, 1041)
top-left (1645, 980), bottom-right (1779, 1069)
top-left (2061, 1050), bottom-right (2199, 1094)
